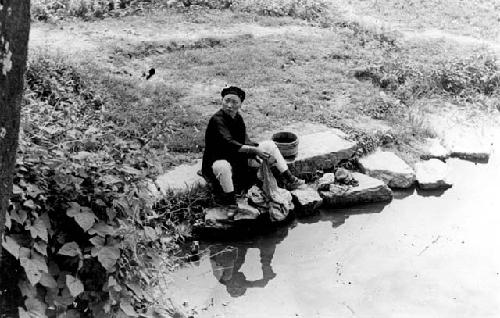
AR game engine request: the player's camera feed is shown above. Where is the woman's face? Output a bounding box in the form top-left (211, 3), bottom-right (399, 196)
top-left (222, 94), bottom-right (242, 118)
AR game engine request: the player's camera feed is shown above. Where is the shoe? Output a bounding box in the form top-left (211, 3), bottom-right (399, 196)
top-left (215, 191), bottom-right (238, 208)
top-left (281, 170), bottom-right (306, 191)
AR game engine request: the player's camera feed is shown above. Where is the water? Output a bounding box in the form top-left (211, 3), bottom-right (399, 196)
top-left (167, 144), bottom-right (500, 317)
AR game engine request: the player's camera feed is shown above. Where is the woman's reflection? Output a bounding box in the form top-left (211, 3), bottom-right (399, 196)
top-left (209, 227), bottom-right (288, 297)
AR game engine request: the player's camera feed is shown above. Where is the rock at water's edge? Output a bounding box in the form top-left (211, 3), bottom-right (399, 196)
top-left (320, 173), bottom-right (392, 207)
top-left (359, 151), bottom-right (415, 188)
top-left (291, 187), bottom-right (323, 215)
top-left (415, 159), bottom-right (452, 190)
top-left (203, 198), bottom-right (261, 230)
top-left (287, 131), bottom-right (357, 177)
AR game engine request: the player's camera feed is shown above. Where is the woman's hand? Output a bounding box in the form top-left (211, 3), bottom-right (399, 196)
top-left (254, 147), bottom-right (270, 160)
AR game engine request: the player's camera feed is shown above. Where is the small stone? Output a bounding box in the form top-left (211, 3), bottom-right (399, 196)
top-left (317, 173), bottom-right (335, 191)
top-left (415, 159), bottom-right (452, 190)
top-left (334, 168), bottom-right (351, 183)
top-left (359, 151), bottom-right (415, 188)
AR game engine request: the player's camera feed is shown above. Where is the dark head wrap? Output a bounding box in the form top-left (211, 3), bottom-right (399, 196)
top-left (221, 86), bottom-right (245, 102)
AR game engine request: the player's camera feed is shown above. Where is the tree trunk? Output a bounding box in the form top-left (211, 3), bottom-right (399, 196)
top-left (0, 1), bottom-right (30, 261)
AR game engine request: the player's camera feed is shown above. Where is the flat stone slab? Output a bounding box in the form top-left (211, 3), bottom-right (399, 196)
top-left (291, 186), bottom-right (323, 215)
top-left (203, 199), bottom-right (261, 230)
top-left (320, 173), bottom-right (392, 207)
top-left (287, 130), bottom-right (357, 178)
top-left (442, 130), bottom-right (491, 163)
top-left (415, 159), bottom-right (452, 190)
top-left (155, 129), bottom-right (356, 194)
top-left (359, 151), bottom-right (415, 189)
top-left (420, 138), bottom-right (450, 160)
top-left (155, 160), bottom-right (206, 195)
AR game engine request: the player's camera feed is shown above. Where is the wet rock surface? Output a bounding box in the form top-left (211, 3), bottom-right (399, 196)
top-left (320, 172), bottom-right (393, 206)
top-left (290, 186), bottom-right (323, 215)
top-left (359, 151), bottom-right (416, 188)
top-left (203, 198), bottom-right (262, 230)
top-left (415, 159), bottom-right (452, 190)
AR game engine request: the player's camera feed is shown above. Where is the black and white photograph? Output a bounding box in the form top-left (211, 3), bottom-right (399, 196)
top-left (1, 0), bottom-right (499, 317)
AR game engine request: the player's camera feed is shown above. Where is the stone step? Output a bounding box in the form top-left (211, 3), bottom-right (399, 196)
top-left (359, 150), bottom-right (416, 189)
top-left (155, 129), bottom-right (357, 194)
top-left (415, 159), bottom-right (452, 190)
top-left (290, 186), bottom-right (323, 216)
top-left (287, 130), bottom-right (357, 178)
top-left (420, 138), bottom-right (450, 160)
top-left (320, 172), bottom-right (393, 207)
top-left (155, 160), bottom-right (205, 195)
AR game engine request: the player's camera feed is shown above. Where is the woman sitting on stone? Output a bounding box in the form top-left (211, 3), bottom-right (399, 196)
top-left (201, 86), bottom-right (304, 207)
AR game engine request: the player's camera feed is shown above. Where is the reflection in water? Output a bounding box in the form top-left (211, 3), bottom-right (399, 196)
top-left (206, 202), bottom-right (390, 298)
top-left (415, 187), bottom-right (449, 198)
top-left (208, 227), bottom-right (288, 297)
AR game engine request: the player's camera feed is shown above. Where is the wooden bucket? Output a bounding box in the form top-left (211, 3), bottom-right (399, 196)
top-left (272, 131), bottom-right (299, 159)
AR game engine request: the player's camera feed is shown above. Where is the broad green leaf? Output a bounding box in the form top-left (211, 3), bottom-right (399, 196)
top-left (18, 280), bottom-right (37, 298)
top-left (31, 251), bottom-right (49, 273)
top-left (66, 202), bottom-right (92, 217)
top-left (26, 183), bottom-right (43, 198)
top-left (13, 184), bottom-right (24, 195)
top-left (88, 222), bottom-right (116, 237)
top-left (25, 296), bottom-right (47, 316)
top-left (73, 212), bottom-right (98, 232)
top-left (34, 241), bottom-right (48, 256)
top-left (89, 236), bottom-right (105, 247)
top-left (119, 300), bottom-right (138, 317)
top-left (97, 246), bottom-right (120, 272)
top-left (66, 275), bottom-right (84, 297)
top-left (20, 250), bottom-right (48, 286)
top-left (10, 209), bottom-right (27, 225)
top-left (58, 242), bottom-right (81, 257)
top-left (20, 258), bottom-right (42, 285)
top-left (2, 235), bottom-right (21, 259)
top-left (23, 200), bottom-right (37, 210)
top-left (28, 217), bottom-right (48, 242)
top-left (18, 307), bottom-right (30, 318)
top-left (39, 272), bottom-right (57, 289)
top-left (143, 226), bottom-right (157, 241)
top-left (5, 211), bottom-right (11, 229)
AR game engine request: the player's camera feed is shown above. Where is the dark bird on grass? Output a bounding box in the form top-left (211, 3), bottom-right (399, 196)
top-left (142, 68), bottom-right (155, 80)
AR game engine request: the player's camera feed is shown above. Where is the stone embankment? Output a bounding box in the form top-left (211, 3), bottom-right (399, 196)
top-left (153, 126), bottom-right (491, 234)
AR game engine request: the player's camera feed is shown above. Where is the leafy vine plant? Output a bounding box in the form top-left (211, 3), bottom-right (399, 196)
top-left (1, 54), bottom-right (187, 318)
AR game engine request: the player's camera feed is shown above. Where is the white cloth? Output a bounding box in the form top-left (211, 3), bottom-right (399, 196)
top-left (212, 140), bottom-right (289, 193)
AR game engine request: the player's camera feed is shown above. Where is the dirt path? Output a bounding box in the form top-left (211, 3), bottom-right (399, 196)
top-left (335, 1), bottom-right (500, 56)
top-left (30, 16), bottom-right (318, 57)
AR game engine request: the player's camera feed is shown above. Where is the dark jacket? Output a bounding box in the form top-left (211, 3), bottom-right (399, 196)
top-left (202, 109), bottom-right (258, 192)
